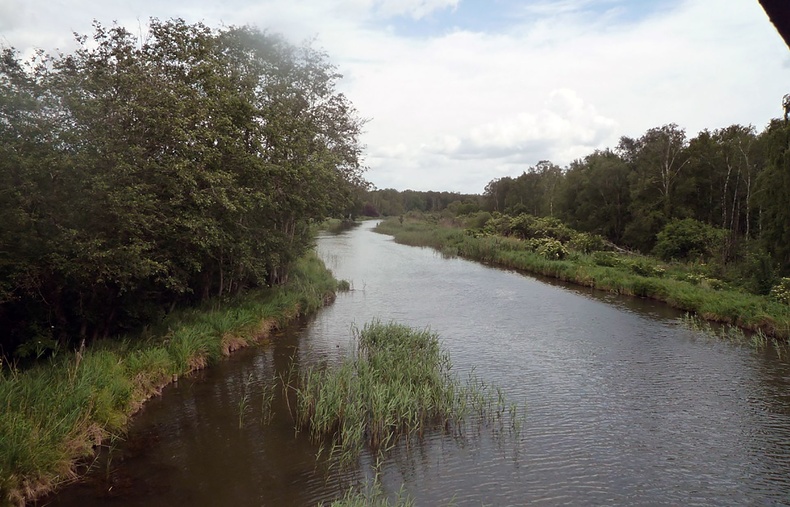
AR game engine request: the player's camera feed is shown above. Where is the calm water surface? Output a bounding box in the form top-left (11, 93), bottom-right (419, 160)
top-left (50, 221), bottom-right (790, 506)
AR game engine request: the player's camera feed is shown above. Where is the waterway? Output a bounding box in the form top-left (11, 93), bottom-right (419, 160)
top-left (49, 221), bottom-right (790, 506)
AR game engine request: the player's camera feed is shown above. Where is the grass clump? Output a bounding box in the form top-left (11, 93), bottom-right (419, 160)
top-left (293, 322), bottom-right (522, 467)
top-left (322, 479), bottom-right (414, 507)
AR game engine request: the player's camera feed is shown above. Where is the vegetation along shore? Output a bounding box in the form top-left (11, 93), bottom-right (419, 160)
top-left (0, 19), bottom-right (364, 506)
top-left (374, 214), bottom-right (790, 341)
top-left (0, 252), bottom-right (347, 506)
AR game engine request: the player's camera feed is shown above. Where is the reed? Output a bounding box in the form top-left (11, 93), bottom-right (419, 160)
top-left (681, 313), bottom-right (778, 351)
top-left (322, 480), bottom-right (414, 507)
top-left (292, 322), bottom-right (523, 467)
top-left (0, 251), bottom-right (347, 506)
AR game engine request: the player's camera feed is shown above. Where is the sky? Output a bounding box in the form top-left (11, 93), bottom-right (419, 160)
top-left (1, 0), bottom-right (789, 194)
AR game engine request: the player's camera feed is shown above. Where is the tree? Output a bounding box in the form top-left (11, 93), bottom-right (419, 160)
top-left (619, 124), bottom-right (690, 251)
top-left (757, 120), bottom-right (790, 273)
top-left (559, 150), bottom-right (630, 243)
top-left (0, 20), bottom-right (367, 355)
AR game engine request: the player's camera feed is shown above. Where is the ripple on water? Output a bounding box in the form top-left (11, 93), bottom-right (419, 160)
top-left (48, 222), bottom-right (790, 506)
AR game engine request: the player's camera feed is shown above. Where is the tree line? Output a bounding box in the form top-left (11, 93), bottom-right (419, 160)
top-left (364, 120), bottom-right (789, 295)
top-left (359, 188), bottom-right (480, 217)
top-left (0, 20), bottom-right (366, 357)
top-left (481, 121), bottom-right (790, 291)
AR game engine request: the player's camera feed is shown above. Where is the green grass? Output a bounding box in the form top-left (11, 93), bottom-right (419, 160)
top-left (374, 217), bottom-right (790, 341)
top-left (0, 251), bottom-right (347, 506)
top-left (321, 479), bottom-right (414, 507)
top-left (320, 218), bottom-right (361, 235)
top-left (291, 321), bottom-right (523, 468)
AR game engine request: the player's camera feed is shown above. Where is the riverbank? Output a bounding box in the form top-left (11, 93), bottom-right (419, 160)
top-left (374, 217), bottom-right (790, 341)
top-left (0, 252), bottom-right (346, 506)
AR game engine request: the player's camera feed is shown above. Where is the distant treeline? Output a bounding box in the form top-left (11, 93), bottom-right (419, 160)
top-left (0, 20), bottom-right (366, 357)
top-left (364, 121), bottom-right (790, 289)
top-left (360, 189), bottom-right (481, 217)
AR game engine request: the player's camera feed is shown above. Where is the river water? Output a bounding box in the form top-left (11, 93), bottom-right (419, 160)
top-left (50, 221), bottom-right (790, 506)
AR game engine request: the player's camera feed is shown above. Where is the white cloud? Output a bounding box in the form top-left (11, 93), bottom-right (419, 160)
top-left (429, 89), bottom-right (618, 161)
top-left (2, 0), bottom-right (788, 193)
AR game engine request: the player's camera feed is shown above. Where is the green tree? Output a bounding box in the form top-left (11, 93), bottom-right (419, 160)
top-left (619, 124), bottom-right (690, 251)
top-left (757, 120), bottom-right (790, 274)
top-left (559, 150), bottom-right (630, 243)
top-left (0, 20), bottom-right (367, 355)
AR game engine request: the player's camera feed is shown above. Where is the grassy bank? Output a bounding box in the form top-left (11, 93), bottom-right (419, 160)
top-left (374, 217), bottom-right (790, 341)
top-left (0, 252), bottom-right (346, 506)
top-left (320, 218), bottom-right (361, 234)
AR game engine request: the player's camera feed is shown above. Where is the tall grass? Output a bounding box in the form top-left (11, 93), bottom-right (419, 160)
top-left (291, 322), bottom-right (524, 468)
top-left (0, 251), bottom-right (347, 506)
top-left (320, 218), bottom-right (361, 235)
top-left (322, 479), bottom-right (414, 507)
top-left (374, 218), bottom-right (790, 341)
top-left (680, 313), bottom-right (777, 350)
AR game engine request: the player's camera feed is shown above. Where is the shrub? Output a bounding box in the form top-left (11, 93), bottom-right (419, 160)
top-left (483, 213), bottom-right (515, 237)
top-left (592, 251), bottom-right (621, 267)
top-left (464, 211), bottom-right (492, 230)
top-left (653, 218), bottom-right (727, 262)
top-left (536, 238), bottom-right (568, 260)
top-left (532, 217), bottom-right (574, 242)
top-left (570, 232), bottom-right (606, 254)
top-left (770, 278), bottom-right (790, 305)
top-left (629, 259), bottom-right (665, 278)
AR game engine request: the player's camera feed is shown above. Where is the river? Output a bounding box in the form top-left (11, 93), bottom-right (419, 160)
top-left (50, 221), bottom-right (790, 506)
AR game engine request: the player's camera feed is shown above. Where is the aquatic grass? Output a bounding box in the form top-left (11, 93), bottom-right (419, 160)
top-left (680, 313), bottom-right (780, 351)
top-left (375, 218), bottom-right (790, 341)
top-left (322, 479), bottom-right (415, 507)
top-left (292, 322), bottom-right (524, 468)
top-left (238, 392), bottom-right (250, 429)
top-left (0, 250), bottom-right (346, 505)
top-left (259, 382), bottom-right (276, 425)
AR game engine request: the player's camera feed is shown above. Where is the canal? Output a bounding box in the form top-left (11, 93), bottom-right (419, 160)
top-left (50, 221), bottom-right (790, 506)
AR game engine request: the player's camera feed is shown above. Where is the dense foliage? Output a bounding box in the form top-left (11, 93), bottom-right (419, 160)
top-left (0, 251), bottom-right (345, 505)
top-left (0, 20), bottom-right (366, 358)
top-left (357, 188), bottom-right (481, 217)
top-left (480, 121), bottom-right (790, 288)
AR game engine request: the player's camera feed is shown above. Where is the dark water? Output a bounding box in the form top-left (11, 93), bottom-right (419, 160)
top-left (49, 221), bottom-right (790, 506)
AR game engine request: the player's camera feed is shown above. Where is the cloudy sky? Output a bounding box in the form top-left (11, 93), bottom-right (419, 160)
top-left (2, 0), bottom-right (789, 193)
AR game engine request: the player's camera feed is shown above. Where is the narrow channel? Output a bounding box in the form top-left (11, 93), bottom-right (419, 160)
top-left (50, 221), bottom-right (790, 506)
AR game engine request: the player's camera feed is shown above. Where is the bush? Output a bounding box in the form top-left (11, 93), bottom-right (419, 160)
top-left (592, 251), bottom-right (621, 267)
top-left (629, 259), bottom-right (665, 278)
top-left (737, 250), bottom-right (777, 295)
top-left (653, 218), bottom-right (727, 262)
top-left (536, 238), bottom-right (568, 260)
top-left (483, 213), bottom-right (515, 237)
top-left (570, 232), bottom-right (606, 254)
top-left (771, 278), bottom-right (790, 305)
top-left (464, 211), bottom-right (492, 230)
